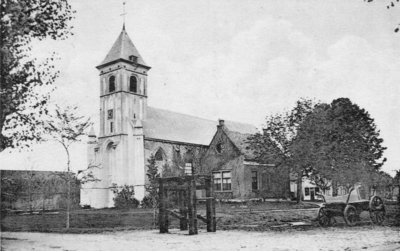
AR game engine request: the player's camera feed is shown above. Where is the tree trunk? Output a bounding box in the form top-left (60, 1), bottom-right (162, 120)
top-left (66, 173), bottom-right (70, 229)
top-left (66, 148), bottom-right (71, 229)
top-left (296, 170), bottom-right (302, 204)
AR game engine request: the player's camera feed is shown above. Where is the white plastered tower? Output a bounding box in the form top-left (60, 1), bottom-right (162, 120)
top-left (81, 25), bottom-right (150, 208)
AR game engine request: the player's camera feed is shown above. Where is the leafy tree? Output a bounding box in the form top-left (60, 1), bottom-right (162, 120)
top-left (1, 0), bottom-right (75, 152)
top-left (309, 174), bottom-right (331, 194)
top-left (395, 170), bottom-right (400, 202)
top-left (46, 104), bottom-right (91, 229)
top-left (247, 98), bottom-right (319, 203)
top-left (145, 154), bottom-right (160, 228)
top-left (293, 98), bottom-right (387, 194)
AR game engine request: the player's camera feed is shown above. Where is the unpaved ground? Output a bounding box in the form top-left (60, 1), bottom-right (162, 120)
top-left (2, 226), bottom-right (400, 251)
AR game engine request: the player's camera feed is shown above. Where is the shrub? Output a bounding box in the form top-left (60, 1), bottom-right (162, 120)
top-left (111, 184), bottom-right (140, 209)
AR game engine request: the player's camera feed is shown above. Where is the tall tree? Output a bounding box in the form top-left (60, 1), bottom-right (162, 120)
top-left (47, 105), bottom-right (91, 229)
top-left (247, 98), bottom-right (319, 203)
top-left (293, 98), bottom-right (387, 193)
top-left (145, 154), bottom-right (160, 228)
top-left (1, 0), bottom-right (75, 152)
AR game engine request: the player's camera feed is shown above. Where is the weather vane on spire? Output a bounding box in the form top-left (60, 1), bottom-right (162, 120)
top-left (121, 1), bottom-right (127, 30)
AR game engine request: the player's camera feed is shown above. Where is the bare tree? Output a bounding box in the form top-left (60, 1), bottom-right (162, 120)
top-left (46, 104), bottom-right (91, 229)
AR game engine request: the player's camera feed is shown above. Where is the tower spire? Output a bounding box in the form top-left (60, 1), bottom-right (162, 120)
top-left (121, 1), bottom-right (127, 30)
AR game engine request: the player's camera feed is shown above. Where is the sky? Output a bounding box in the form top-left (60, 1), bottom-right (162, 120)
top-left (1, 0), bottom-right (400, 176)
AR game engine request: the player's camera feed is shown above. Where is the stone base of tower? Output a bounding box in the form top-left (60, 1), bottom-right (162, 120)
top-left (80, 187), bottom-right (113, 209)
top-left (81, 184), bottom-right (146, 209)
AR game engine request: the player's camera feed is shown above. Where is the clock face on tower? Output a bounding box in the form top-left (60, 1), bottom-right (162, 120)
top-left (108, 109), bottom-right (113, 120)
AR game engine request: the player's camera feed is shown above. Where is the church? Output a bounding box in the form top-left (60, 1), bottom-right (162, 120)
top-left (80, 26), bottom-right (289, 208)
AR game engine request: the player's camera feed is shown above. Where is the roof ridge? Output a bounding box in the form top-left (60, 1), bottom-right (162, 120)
top-left (148, 106), bottom-right (216, 123)
top-left (148, 106), bottom-right (257, 129)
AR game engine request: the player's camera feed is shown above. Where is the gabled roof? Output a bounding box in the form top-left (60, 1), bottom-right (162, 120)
top-left (97, 27), bottom-right (149, 69)
top-left (142, 107), bottom-right (258, 146)
top-left (224, 130), bottom-right (255, 160)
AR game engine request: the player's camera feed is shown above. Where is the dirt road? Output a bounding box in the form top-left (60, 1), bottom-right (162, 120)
top-left (2, 226), bottom-right (400, 251)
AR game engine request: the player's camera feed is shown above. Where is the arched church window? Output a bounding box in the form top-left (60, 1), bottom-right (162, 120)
top-left (155, 149), bottom-right (164, 161)
top-left (130, 76), bottom-right (137, 93)
top-left (109, 76), bottom-right (115, 93)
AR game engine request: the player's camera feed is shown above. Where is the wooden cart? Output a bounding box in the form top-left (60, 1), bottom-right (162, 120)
top-left (317, 185), bottom-right (385, 227)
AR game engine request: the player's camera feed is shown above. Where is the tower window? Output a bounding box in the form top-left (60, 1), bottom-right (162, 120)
top-left (110, 122), bottom-right (113, 133)
top-left (109, 76), bottom-right (116, 93)
top-left (130, 76), bottom-right (137, 93)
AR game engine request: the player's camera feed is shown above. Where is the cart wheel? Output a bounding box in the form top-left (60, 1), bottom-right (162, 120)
top-left (369, 196), bottom-right (385, 225)
top-left (343, 205), bottom-right (358, 226)
top-left (318, 207), bottom-right (331, 227)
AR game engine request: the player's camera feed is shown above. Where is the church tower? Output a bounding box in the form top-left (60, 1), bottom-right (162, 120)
top-left (96, 25), bottom-right (150, 137)
top-left (82, 26), bottom-right (150, 208)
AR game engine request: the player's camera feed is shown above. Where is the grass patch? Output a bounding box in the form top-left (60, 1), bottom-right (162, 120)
top-left (1, 209), bottom-right (164, 233)
top-left (2, 201), bottom-right (397, 233)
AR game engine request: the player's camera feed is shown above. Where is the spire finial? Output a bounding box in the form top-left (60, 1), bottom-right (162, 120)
top-left (121, 1), bottom-right (127, 30)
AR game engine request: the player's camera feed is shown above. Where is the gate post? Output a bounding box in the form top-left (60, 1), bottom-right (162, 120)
top-left (187, 177), bottom-right (198, 235)
top-left (205, 177), bottom-right (216, 232)
top-left (179, 190), bottom-right (188, 230)
top-left (159, 178), bottom-right (168, 233)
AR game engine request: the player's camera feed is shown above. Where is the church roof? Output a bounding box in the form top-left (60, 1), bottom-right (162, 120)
top-left (143, 107), bottom-right (258, 146)
top-left (97, 27), bottom-right (149, 69)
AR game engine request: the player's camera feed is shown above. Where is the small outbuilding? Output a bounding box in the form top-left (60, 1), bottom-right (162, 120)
top-left (202, 120), bottom-right (290, 200)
